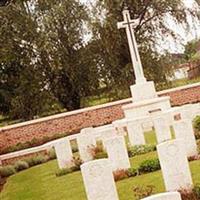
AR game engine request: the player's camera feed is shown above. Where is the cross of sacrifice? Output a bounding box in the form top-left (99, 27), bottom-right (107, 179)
top-left (117, 6), bottom-right (146, 84)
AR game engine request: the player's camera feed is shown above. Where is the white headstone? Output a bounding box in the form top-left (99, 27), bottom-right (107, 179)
top-left (153, 115), bottom-right (172, 144)
top-left (104, 136), bottom-right (130, 171)
top-left (178, 104), bottom-right (198, 121)
top-left (81, 127), bottom-right (94, 134)
top-left (77, 129), bottom-right (96, 162)
top-left (173, 119), bottom-right (198, 157)
top-left (127, 119), bottom-right (145, 146)
top-left (81, 159), bottom-right (119, 200)
top-left (157, 139), bottom-right (193, 191)
top-left (54, 138), bottom-right (73, 169)
top-left (141, 192), bottom-right (182, 200)
top-left (112, 119), bottom-right (127, 136)
top-left (100, 127), bottom-right (118, 148)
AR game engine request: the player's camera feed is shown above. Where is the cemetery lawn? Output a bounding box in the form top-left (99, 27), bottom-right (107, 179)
top-left (1, 153), bottom-right (200, 200)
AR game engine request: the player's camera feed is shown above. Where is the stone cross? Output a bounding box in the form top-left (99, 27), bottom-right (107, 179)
top-left (117, 6), bottom-right (146, 84)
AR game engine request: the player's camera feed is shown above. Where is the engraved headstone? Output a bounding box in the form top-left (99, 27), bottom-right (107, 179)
top-left (81, 159), bottom-right (119, 200)
top-left (153, 115), bottom-right (172, 143)
top-left (127, 119), bottom-right (145, 146)
top-left (54, 138), bottom-right (73, 169)
top-left (100, 127), bottom-right (118, 148)
top-left (77, 128), bottom-right (96, 162)
top-left (157, 139), bottom-right (193, 191)
top-left (142, 192), bottom-right (182, 200)
top-left (112, 119), bottom-right (127, 136)
top-left (104, 136), bottom-right (130, 171)
top-left (173, 119), bottom-right (198, 157)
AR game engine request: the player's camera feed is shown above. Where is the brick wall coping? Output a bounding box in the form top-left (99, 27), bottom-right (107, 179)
top-left (0, 82), bottom-right (199, 132)
top-left (157, 82), bottom-right (200, 95)
top-left (0, 124), bottom-right (111, 161)
top-left (0, 98), bottom-right (131, 132)
top-left (122, 96), bottom-right (170, 110)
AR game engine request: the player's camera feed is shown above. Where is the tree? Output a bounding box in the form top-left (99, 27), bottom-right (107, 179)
top-left (35, 0), bottom-right (99, 110)
top-left (89, 0), bottom-right (200, 93)
top-left (0, 1), bottom-right (58, 119)
top-left (184, 39), bottom-right (200, 61)
top-left (0, 0), bottom-right (99, 119)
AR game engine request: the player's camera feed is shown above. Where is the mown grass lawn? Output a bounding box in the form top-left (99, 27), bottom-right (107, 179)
top-left (1, 151), bottom-right (200, 200)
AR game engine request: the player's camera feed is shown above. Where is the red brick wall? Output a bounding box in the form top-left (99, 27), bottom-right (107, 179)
top-left (0, 83), bottom-right (200, 153)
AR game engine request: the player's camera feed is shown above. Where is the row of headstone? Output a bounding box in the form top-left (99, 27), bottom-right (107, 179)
top-left (54, 113), bottom-right (198, 169)
top-left (53, 104), bottom-right (198, 199)
top-left (53, 125), bottom-right (128, 169)
top-left (79, 109), bottom-right (197, 198)
top-left (80, 139), bottom-right (192, 200)
top-left (80, 149), bottom-right (186, 200)
top-left (120, 111), bottom-right (198, 158)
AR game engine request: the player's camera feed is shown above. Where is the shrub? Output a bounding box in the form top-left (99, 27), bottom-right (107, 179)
top-left (128, 145), bottom-right (156, 158)
top-left (179, 188), bottom-right (199, 200)
top-left (127, 168), bottom-right (138, 177)
top-left (197, 140), bottom-right (200, 154)
top-left (0, 165), bottom-right (16, 177)
top-left (14, 161), bottom-right (29, 172)
top-left (93, 151), bottom-right (108, 159)
top-left (193, 184), bottom-right (200, 199)
top-left (71, 140), bottom-right (79, 153)
top-left (70, 156), bottom-right (83, 171)
top-left (89, 142), bottom-right (104, 159)
top-left (71, 145), bottom-right (79, 153)
top-left (23, 157), bottom-right (36, 167)
top-left (138, 158), bottom-right (160, 174)
top-left (55, 168), bottom-right (72, 177)
top-left (113, 169), bottom-right (128, 182)
top-left (24, 155), bottom-right (48, 167)
top-left (194, 116), bottom-right (200, 139)
top-left (133, 185), bottom-right (155, 200)
top-left (32, 155), bottom-right (49, 165)
top-left (48, 148), bottom-right (56, 160)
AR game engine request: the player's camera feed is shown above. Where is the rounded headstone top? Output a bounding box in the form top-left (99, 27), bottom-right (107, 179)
top-left (141, 192), bottom-right (182, 200)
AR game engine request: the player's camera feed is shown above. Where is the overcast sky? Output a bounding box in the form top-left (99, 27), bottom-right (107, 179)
top-left (80, 0), bottom-right (200, 53)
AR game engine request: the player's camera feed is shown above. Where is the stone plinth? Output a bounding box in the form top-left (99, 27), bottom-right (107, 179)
top-left (104, 136), bottom-right (130, 171)
top-left (173, 120), bottom-right (198, 157)
top-left (81, 159), bottom-right (119, 200)
top-left (130, 81), bottom-right (157, 102)
top-left (122, 96), bottom-right (171, 120)
top-left (54, 138), bottom-right (73, 169)
top-left (157, 139), bottom-right (193, 191)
